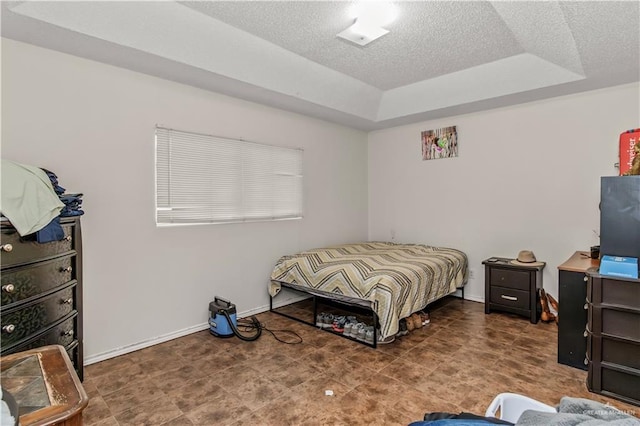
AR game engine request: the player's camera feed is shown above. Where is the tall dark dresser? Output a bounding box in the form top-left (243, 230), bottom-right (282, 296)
top-left (586, 272), bottom-right (640, 406)
top-left (0, 217), bottom-right (83, 381)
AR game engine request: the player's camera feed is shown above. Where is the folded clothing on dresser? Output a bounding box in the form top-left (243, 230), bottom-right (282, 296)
top-left (0, 159), bottom-right (63, 236)
top-left (0, 160), bottom-right (84, 243)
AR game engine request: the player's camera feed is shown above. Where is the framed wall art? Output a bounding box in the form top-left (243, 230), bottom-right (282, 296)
top-left (421, 126), bottom-right (458, 160)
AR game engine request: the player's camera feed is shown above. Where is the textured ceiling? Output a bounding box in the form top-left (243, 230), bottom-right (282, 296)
top-left (181, 1), bottom-right (524, 90)
top-left (2, 1), bottom-right (639, 131)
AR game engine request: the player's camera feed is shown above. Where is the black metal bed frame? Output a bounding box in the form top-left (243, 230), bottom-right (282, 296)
top-left (270, 281), bottom-right (466, 349)
top-left (269, 281), bottom-right (380, 348)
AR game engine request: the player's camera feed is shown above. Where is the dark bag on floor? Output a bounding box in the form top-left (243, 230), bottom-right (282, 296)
top-left (413, 412), bottom-right (514, 425)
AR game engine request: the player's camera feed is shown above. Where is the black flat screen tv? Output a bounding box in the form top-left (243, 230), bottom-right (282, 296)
top-left (600, 176), bottom-right (640, 259)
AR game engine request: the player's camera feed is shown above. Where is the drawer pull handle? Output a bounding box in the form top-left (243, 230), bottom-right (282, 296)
top-left (60, 266), bottom-right (73, 273)
top-left (62, 330), bottom-right (74, 337)
top-left (0, 244), bottom-right (13, 252)
top-left (2, 284), bottom-right (15, 293)
top-left (501, 295), bottom-right (518, 301)
top-left (62, 298), bottom-right (73, 305)
top-left (583, 276), bottom-right (588, 282)
top-left (64, 236), bottom-right (72, 242)
top-left (584, 358), bottom-right (588, 366)
top-left (2, 324), bottom-right (16, 334)
top-left (584, 329), bottom-right (589, 338)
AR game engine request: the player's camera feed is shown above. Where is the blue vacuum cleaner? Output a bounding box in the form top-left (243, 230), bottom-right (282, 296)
top-left (209, 297), bottom-right (261, 341)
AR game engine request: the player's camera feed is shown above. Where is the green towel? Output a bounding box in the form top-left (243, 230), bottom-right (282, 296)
top-left (1, 159), bottom-right (64, 236)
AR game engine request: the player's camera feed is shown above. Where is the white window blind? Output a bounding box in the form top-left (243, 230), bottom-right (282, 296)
top-left (155, 127), bottom-right (303, 225)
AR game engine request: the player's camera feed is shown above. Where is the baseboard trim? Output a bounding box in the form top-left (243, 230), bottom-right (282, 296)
top-left (84, 293), bottom-right (311, 365)
top-left (84, 323), bottom-right (210, 365)
top-left (462, 294), bottom-right (484, 303)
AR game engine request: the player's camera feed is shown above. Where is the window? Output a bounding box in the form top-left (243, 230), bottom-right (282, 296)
top-left (155, 127), bottom-right (303, 225)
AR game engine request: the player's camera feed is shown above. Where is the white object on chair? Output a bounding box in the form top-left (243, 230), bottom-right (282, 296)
top-left (485, 392), bottom-right (556, 423)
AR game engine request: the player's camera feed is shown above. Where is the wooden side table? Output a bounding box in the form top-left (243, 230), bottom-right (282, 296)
top-left (0, 345), bottom-right (88, 426)
top-left (483, 257), bottom-right (545, 323)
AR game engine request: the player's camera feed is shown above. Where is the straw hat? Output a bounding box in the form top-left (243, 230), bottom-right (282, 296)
top-left (510, 250), bottom-right (545, 267)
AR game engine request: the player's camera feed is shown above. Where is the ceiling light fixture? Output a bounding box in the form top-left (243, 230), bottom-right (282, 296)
top-left (337, 2), bottom-right (397, 47)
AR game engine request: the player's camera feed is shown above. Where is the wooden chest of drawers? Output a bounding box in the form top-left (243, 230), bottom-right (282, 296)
top-left (0, 217), bottom-right (83, 381)
top-left (483, 257), bottom-right (545, 323)
top-left (586, 273), bottom-right (640, 406)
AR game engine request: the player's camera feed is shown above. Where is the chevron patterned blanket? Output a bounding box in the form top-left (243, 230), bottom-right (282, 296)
top-left (270, 242), bottom-right (468, 339)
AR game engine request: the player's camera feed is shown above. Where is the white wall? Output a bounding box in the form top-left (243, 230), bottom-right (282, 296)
top-left (368, 82), bottom-right (639, 303)
top-left (4, 36), bottom-right (638, 361)
top-left (1, 38), bottom-right (369, 362)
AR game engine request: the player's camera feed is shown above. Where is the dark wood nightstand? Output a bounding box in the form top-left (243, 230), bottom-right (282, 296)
top-left (483, 257), bottom-right (545, 323)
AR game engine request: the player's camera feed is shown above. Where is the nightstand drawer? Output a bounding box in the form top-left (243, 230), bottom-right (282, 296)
top-left (490, 268), bottom-right (530, 291)
top-left (490, 286), bottom-right (529, 310)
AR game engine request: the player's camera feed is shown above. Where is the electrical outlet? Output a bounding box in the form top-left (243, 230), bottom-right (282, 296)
top-left (390, 229), bottom-right (396, 240)
top-left (468, 268), bottom-right (476, 279)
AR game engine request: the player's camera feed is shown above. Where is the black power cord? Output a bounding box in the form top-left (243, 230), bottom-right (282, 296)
top-left (236, 317), bottom-right (303, 344)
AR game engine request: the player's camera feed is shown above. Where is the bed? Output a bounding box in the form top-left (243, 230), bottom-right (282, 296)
top-left (269, 242), bottom-right (468, 341)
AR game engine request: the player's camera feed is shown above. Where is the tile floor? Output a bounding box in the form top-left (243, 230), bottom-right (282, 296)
top-left (82, 298), bottom-right (638, 425)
